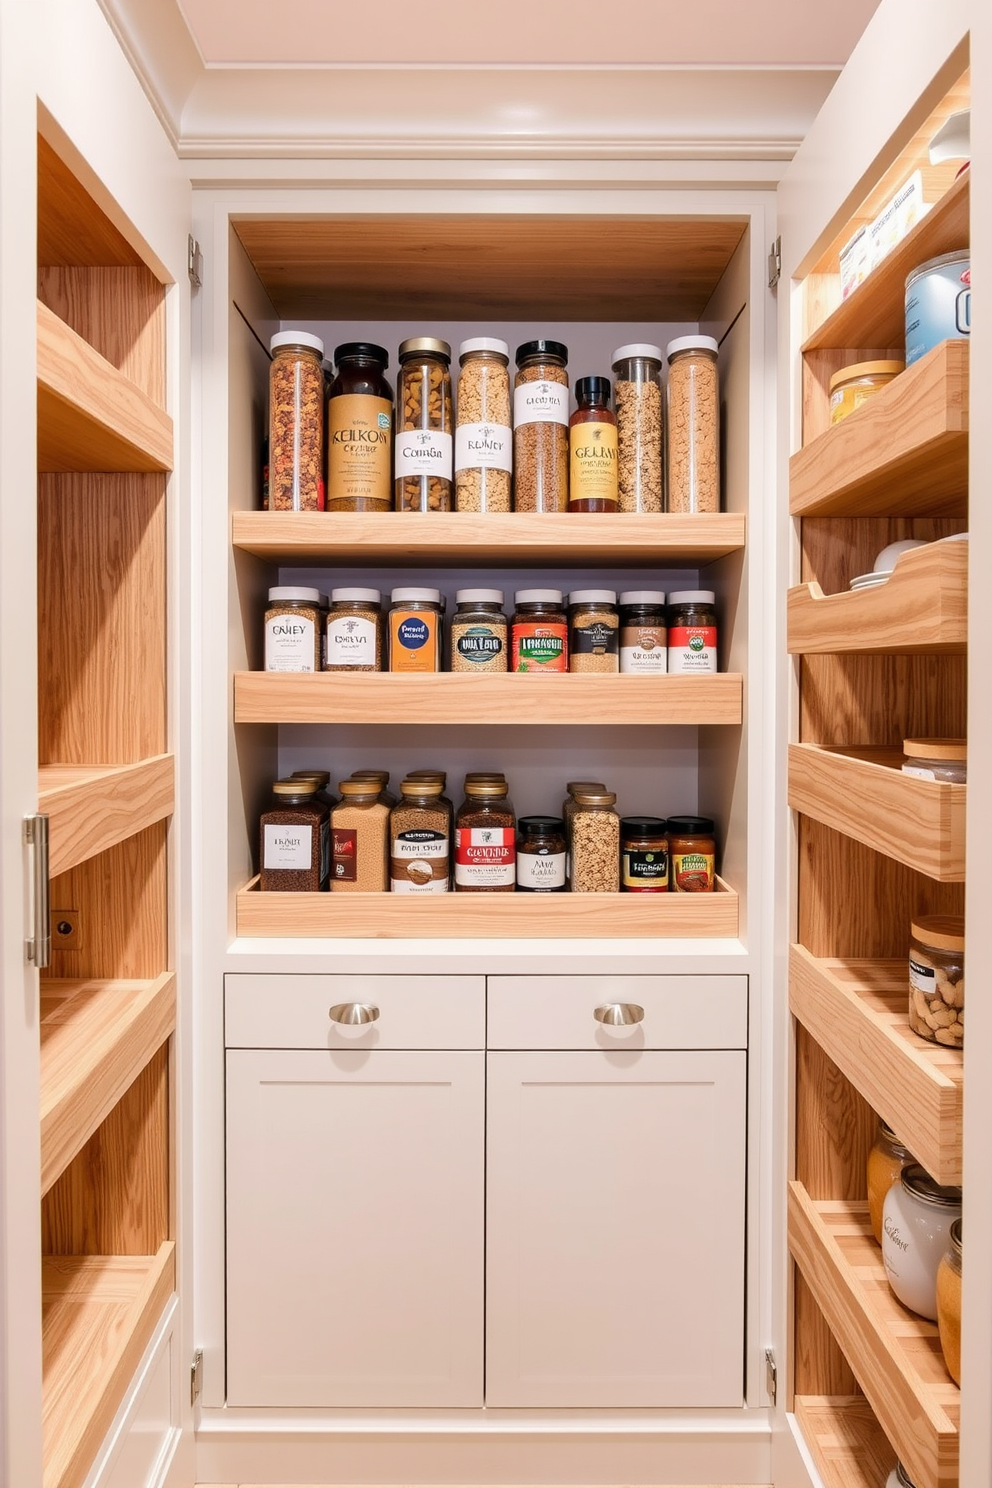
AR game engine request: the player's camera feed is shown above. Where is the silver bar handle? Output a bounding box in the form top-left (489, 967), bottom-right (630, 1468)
top-left (328, 1002), bottom-right (380, 1026)
top-left (24, 814), bottom-right (51, 969)
top-left (594, 1002), bottom-right (645, 1027)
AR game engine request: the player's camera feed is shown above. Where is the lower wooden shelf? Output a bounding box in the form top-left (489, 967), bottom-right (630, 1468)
top-left (39, 755), bottom-right (175, 877)
top-left (42, 1241), bottom-right (175, 1488)
top-left (794, 1395), bottom-right (896, 1488)
top-left (788, 1184), bottom-right (958, 1488)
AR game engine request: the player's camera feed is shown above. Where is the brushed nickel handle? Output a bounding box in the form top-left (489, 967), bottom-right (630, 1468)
top-left (594, 1002), bottom-right (644, 1027)
top-left (24, 814), bottom-right (51, 969)
top-left (328, 1002), bottom-right (380, 1026)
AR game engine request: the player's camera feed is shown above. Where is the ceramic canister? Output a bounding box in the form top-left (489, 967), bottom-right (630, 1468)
top-left (881, 1163), bottom-right (962, 1320)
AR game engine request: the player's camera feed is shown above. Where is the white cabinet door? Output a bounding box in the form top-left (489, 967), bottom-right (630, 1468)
top-left (486, 1049), bottom-right (746, 1407)
top-left (226, 1048), bottom-right (484, 1407)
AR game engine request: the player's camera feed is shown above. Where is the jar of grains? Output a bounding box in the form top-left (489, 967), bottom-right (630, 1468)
top-left (902, 737), bottom-right (967, 783)
top-left (667, 590), bottom-right (718, 673)
top-left (881, 1164), bottom-right (962, 1319)
top-left (450, 589), bottom-right (508, 673)
top-left (268, 331), bottom-right (325, 511)
top-left (511, 589), bottom-right (568, 672)
top-left (570, 790), bottom-right (620, 893)
top-left (455, 779), bottom-right (516, 892)
top-left (619, 591), bottom-right (667, 674)
top-left (568, 377), bottom-right (619, 512)
top-left (666, 336), bottom-right (720, 513)
top-left (513, 340), bottom-right (569, 512)
top-left (330, 780), bottom-right (390, 892)
top-left (455, 338), bottom-right (513, 511)
top-left (516, 816), bottom-right (567, 892)
top-left (568, 590), bottom-right (619, 673)
top-left (264, 586), bottom-right (324, 672)
top-left (620, 817), bottom-right (669, 892)
top-left (388, 587), bottom-right (444, 673)
top-left (389, 779), bottom-right (450, 893)
top-left (324, 588), bottom-right (383, 672)
top-left (327, 342), bottom-right (393, 512)
top-left (909, 916), bottom-right (964, 1047)
top-left (350, 770), bottom-right (398, 806)
top-left (612, 344), bottom-right (664, 512)
top-left (562, 782), bottom-right (607, 839)
top-left (259, 779), bottom-right (330, 892)
top-left (395, 337), bottom-right (453, 512)
top-left (667, 816), bottom-right (716, 892)
top-left (867, 1119), bottom-right (915, 1245)
top-left (936, 1218), bottom-right (962, 1384)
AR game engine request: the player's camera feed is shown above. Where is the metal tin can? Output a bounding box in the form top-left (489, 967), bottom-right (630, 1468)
top-left (905, 251), bottom-right (971, 366)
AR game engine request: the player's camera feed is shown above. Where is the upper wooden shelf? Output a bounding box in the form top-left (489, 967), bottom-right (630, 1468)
top-left (795, 1396), bottom-right (896, 1488)
top-left (790, 945), bottom-right (962, 1184)
top-left (231, 510), bottom-right (746, 567)
top-left (39, 755), bottom-right (174, 877)
top-left (790, 342), bottom-right (968, 518)
top-left (789, 1186), bottom-right (958, 1488)
top-left (37, 301), bottom-right (172, 474)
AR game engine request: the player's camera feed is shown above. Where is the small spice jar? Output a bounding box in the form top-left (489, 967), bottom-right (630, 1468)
top-left (455, 779), bottom-right (516, 892)
top-left (829, 359), bottom-right (904, 424)
top-left (902, 738), bottom-right (967, 783)
top-left (936, 1217), bottom-right (962, 1384)
top-left (867, 1118), bottom-right (915, 1245)
top-left (667, 816), bottom-right (716, 892)
top-left (569, 376), bottom-right (619, 512)
top-left (513, 340), bottom-right (569, 513)
top-left (667, 590), bottom-right (718, 673)
top-left (395, 337), bottom-right (454, 512)
top-left (620, 818), bottom-right (669, 892)
top-left (909, 916), bottom-right (964, 1047)
top-left (570, 790), bottom-right (620, 893)
top-left (568, 590), bottom-right (619, 673)
top-left (666, 336), bottom-right (720, 514)
top-left (264, 586), bottom-right (323, 672)
top-left (455, 338), bottom-right (512, 512)
top-left (881, 1164), bottom-right (962, 1319)
top-left (259, 779), bottom-right (330, 893)
top-left (327, 342), bottom-right (393, 512)
top-left (268, 331), bottom-right (325, 512)
top-left (330, 780), bottom-right (390, 893)
top-left (324, 588), bottom-right (383, 672)
top-left (612, 344), bottom-right (663, 513)
top-left (516, 816), bottom-right (567, 892)
top-left (619, 591), bottom-right (667, 674)
top-left (388, 587), bottom-right (444, 673)
top-left (511, 589), bottom-right (568, 672)
top-left (389, 779), bottom-right (450, 893)
top-left (450, 589), bottom-right (508, 673)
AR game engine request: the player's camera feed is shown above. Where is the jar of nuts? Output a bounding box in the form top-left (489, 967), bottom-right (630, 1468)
top-left (909, 916), bottom-right (964, 1046)
top-left (570, 790), bottom-right (620, 893)
top-left (513, 340), bottom-right (569, 512)
top-left (612, 344), bottom-right (663, 512)
top-left (455, 338), bottom-right (512, 512)
top-left (666, 336), bottom-right (720, 514)
top-left (268, 331), bottom-right (326, 511)
top-left (395, 337), bottom-right (453, 512)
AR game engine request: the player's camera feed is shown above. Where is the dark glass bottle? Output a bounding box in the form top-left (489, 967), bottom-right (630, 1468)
top-left (568, 375), bottom-right (618, 512)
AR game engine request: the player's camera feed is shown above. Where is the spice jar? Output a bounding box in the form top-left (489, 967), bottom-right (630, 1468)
top-left (324, 588), bottom-right (383, 672)
top-left (936, 1218), bottom-right (962, 1384)
top-left (612, 344), bottom-right (663, 512)
top-left (909, 916), bottom-right (964, 1047)
top-left (619, 591), bottom-right (667, 674)
top-left (867, 1119), bottom-right (915, 1245)
top-left (511, 589), bottom-right (568, 673)
top-left (388, 587), bottom-right (443, 673)
top-left (395, 337), bottom-right (453, 512)
top-left (569, 376), bottom-right (619, 512)
top-left (621, 818), bottom-right (669, 892)
top-left (450, 589), bottom-right (507, 673)
top-left (455, 779), bottom-right (516, 892)
top-left (327, 342), bottom-right (392, 511)
top-left (513, 340), bottom-right (569, 512)
top-left (268, 331), bottom-right (325, 512)
top-left (330, 780), bottom-right (390, 892)
top-left (455, 338), bottom-right (512, 512)
top-left (666, 336), bottom-right (719, 513)
top-left (389, 778), bottom-right (450, 893)
top-left (516, 817), bottom-right (567, 892)
top-left (829, 360), bottom-right (904, 424)
top-left (568, 590), bottom-right (619, 673)
top-left (881, 1164), bottom-right (962, 1319)
top-left (290, 769), bottom-right (336, 811)
top-left (902, 738), bottom-right (967, 783)
top-left (667, 590), bottom-right (718, 673)
top-left (667, 816), bottom-right (716, 892)
top-left (259, 779), bottom-right (330, 892)
top-left (264, 587), bottom-right (323, 672)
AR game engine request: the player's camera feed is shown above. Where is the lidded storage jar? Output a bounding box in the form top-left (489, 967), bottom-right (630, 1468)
top-left (667, 590), bottom-right (718, 674)
top-left (667, 816), bottom-right (716, 892)
top-left (513, 341), bottom-right (569, 512)
top-left (867, 1118), bottom-right (915, 1245)
top-left (516, 817), bottom-right (567, 893)
top-left (259, 779), bottom-right (330, 893)
top-left (612, 344), bottom-right (663, 512)
top-left (881, 1164), bottom-right (962, 1319)
top-left (389, 778), bottom-right (450, 894)
top-left (455, 338), bottom-right (512, 512)
top-left (324, 588), bottom-right (383, 672)
top-left (330, 780), bottom-right (390, 892)
top-left (395, 337), bottom-right (453, 512)
top-left (568, 377), bottom-right (618, 513)
top-left (620, 817), bottom-right (669, 892)
top-left (570, 790), bottom-right (620, 894)
top-left (829, 359), bottom-right (904, 424)
top-left (455, 779), bottom-right (516, 893)
top-left (936, 1218), bottom-right (962, 1384)
top-left (264, 586), bottom-right (323, 673)
top-left (619, 591), bottom-right (667, 674)
top-left (450, 589), bottom-right (507, 673)
top-left (666, 336), bottom-right (720, 513)
top-left (901, 738), bottom-right (967, 783)
top-left (327, 343), bottom-right (392, 511)
top-left (268, 331), bottom-right (325, 512)
top-left (568, 590), bottom-right (619, 673)
top-left (511, 589), bottom-right (568, 672)
top-left (388, 587), bottom-right (444, 673)
top-left (908, 915), bottom-right (964, 1046)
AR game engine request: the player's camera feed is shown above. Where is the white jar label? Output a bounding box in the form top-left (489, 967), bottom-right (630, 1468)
top-left (455, 421), bottom-right (513, 472)
top-left (394, 428), bottom-right (453, 479)
top-left (263, 823), bottom-right (312, 870)
top-left (909, 957), bottom-right (936, 995)
top-left (265, 615), bottom-right (317, 672)
top-left (514, 381), bottom-right (569, 428)
top-left (517, 851), bottom-right (566, 890)
top-left (326, 614), bottom-right (377, 667)
top-left (393, 831), bottom-right (449, 861)
top-left (902, 764), bottom-right (936, 780)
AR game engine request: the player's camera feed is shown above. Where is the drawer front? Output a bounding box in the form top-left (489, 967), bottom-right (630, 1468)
top-left (225, 974), bottom-right (485, 1050)
top-left (486, 975), bottom-right (747, 1050)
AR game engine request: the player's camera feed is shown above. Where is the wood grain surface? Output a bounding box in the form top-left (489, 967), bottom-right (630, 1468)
top-left (48, 823), bottom-right (168, 981)
top-left (795, 1395), bottom-right (896, 1488)
top-left (38, 267), bottom-right (166, 405)
top-left (40, 756), bottom-right (174, 877)
top-left (38, 134), bottom-right (142, 269)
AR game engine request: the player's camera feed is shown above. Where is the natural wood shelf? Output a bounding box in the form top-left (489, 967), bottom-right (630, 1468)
top-left (237, 875), bottom-right (739, 940)
top-left (39, 755), bottom-right (174, 877)
top-left (794, 1396), bottom-right (896, 1488)
top-left (788, 744), bottom-right (965, 882)
top-left (40, 973), bottom-right (176, 1196)
top-left (37, 300), bottom-right (172, 474)
top-left (790, 342), bottom-right (969, 518)
top-left (231, 509), bottom-right (747, 567)
top-left (802, 171), bottom-right (970, 352)
top-left (787, 539), bottom-right (967, 656)
top-left (789, 945), bottom-right (962, 1184)
top-left (42, 1242), bottom-right (175, 1488)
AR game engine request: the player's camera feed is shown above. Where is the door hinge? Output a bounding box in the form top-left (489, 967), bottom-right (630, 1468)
top-left (190, 1348), bottom-right (203, 1406)
top-left (767, 236), bottom-right (782, 290)
top-left (765, 1347), bottom-right (778, 1403)
top-left (188, 234), bottom-right (203, 289)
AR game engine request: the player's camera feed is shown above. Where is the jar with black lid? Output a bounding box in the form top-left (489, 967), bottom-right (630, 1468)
top-left (619, 591), bottom-right (667, 674)
top-left (667, 590), bottom-right (718, 673)
top-left (513, 340), bottom-right (569, 512)
top-left (395, 337), bottom-right (454, 512)
top-left (621, 818), bottom-right (669, 892)
top-left (569, 376), bottom-right (618, 512)
top-left (516, 817), bottom-right (567, 892)
top-left (327, 342), bottom-right (393, 512)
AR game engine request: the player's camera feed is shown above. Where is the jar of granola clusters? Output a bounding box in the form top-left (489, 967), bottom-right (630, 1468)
top-left (395, 338), bottom-right (453, 512)
top-left (268, 332), bottom-right (325, 512)
top-left (570, 790), bottom-right (620, 893)
top-left (513, 341), bottom-right (569, 512)
top-left (455, 339), bottom-right (512, 512)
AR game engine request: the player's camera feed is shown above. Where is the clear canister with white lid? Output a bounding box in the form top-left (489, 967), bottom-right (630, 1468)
top-left (902, 738), bottom-right (967, 783)
top-left (455, 338), bottom-right (512, 512)
top-left (909, 915), bottom-right (964, 1047)
top-left (612, 343), bottom-right (663, 512)
top-left (268, 331), bottom-right (325, 511)
top-left (881, 1163), bottom-right (962, 1319)
top-left (264, 586), bottom-right (323, 672)
top-left (324, 587), bottom-right (383, 672)
top-left (388, 587), bottom-right (444, 673)
top-left (666, 335), bottom-right (720, 514)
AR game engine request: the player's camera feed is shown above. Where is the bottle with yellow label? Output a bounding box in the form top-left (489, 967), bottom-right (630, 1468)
top-left (327, 342), bottom-right (393, 511)
top-left (568, 376), bottom-right (618, 513)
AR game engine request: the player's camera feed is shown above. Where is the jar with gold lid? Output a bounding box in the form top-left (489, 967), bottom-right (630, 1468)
top-left (909, 915), bottom-right (964, 1047)
top-left (829, 359), bottom-right (904, 424)
top-left (867, 1118), bottom-right (915, 1245)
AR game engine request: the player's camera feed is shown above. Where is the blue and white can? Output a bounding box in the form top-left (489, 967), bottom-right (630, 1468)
top-left (905, 252), bottom-right (971, 366)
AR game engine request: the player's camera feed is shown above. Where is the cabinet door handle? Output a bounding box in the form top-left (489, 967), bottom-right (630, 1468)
top-left (328, 1002), bottom-right (380, 1025)
top-left (24, 814), bottom-right (51, 969)
top-left (593, 1002), bottom-right (644, 1026)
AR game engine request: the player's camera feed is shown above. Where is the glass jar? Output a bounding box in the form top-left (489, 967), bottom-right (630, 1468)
top-left (264, 586), bottom-right (323, 672)
top-left (570, 790), bottom-right (620, 893)
top-left (612, 344), bottom-right (663, 512)
top-left (881, 1163), bottom-right (962, 1319)
top-left (388, 587), bottom-right (444, 673)
top-left (510, 589), bottom-right (568, 672)
top-left (569, 376), bottom-right (618, 512)
top-left (621, 817), bottom-right (669, 892)
top-left (268, 331), bottom-right (325, 512)
top-left (389, 779), bottom-right (450, 893)
top-left (289, 769), bottom-right (336, 811)
top-left (829, 359), bottom-right (904, 424)
top-left (327, 342), bottom-right (393, 512)
top-left (349, 769), bottom-right (397, 807)
top-left (568, 590), bottom-right (618, 673)
top-left (516, 816), bottom-right (567, 893)
top-left (450, 589), bottom-right (508, 673)
top-left (513, 340), bottom-right (569, 512)
top-left (936, 1217), bottom-right (962, 1384)
top-left (619, 591), bottom-right (667, 674)
top-left (395, 337), bottom-right (453, 512)
top-left (667, 816), bottom-right (716, 892)
top-left (886, 1466), bottom-right (917, 1488)
top-left (455, 779), bottom-right (516, 892)
top-left (405, 770), bottom-right (453, 823)
top-left (330, 781), bottom-right (390, 893)
top-left (902, 738), bottom-right (967, 783)
top-left (666, 336), bottom-right (719, 513)
top-left (667, 590), bottom-right (718, 674)
top-left (259, 779), bottom-right (330, 893)
top-left (562, 782), bottom-right (607, 842)
top-left (455, 338), bottom-right (512, 512)
top-left (909, 915), bottom-right (964, 1047)
top-left (324, 587), bottom-right (383, 672)
top-left (867, 1119), bottom-right (915, 1245)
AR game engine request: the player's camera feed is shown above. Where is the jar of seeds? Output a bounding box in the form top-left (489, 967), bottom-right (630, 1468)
top-left (667, 336), bottom-right (720, 513)
top-left (395, 337), bottom-right (453, 512)
top-left (570, 790), bottom-right (620, 893)
top-left (455, 338), bottom-right (512, 512)
top-left (450, 589), bottom-right (507, 673)
top-left (264, 587), bottom-right (324, 673)
top-left (259, 779), bottom-right (330, 892)
top-left (455, 778), bottom-right (516, 892)
top-left (568, 590), bottom-right (619, 673)
top-left (612, 344), bottom-right (663, 512)
top-left (324, 588), bottom-right (383, 672)
top-left (268, 331), bottom-right (325, 511)
top-left (389, 778), bottom-right (450, 893)
top-left (513, 340), bottom-right (569, 512)
top-left (331, 780), bottom-right (390, 892)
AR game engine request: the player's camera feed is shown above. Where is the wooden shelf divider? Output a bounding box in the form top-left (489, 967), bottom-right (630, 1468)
top-left (39, 755), bottom-right (174, 877)
top-left (794, 1396), bottom-right (896, 1488)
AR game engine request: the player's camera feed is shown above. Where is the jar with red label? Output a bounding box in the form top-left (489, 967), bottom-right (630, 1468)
top-left (667, 816), bottom-right (716, 892)
top-left (511, 589), bottom-right (568, 672)
top-left (455, 779), bottom-right (516, 892)
top-left (667, 590), bottom-right (718, 673)
top-left (620, 817), bottom-right (669, 891)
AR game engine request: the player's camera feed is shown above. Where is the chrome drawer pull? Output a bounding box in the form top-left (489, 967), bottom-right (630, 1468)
top-left (328, 1002), bottom-right (380, 1026)
top-left (593, 1002), bottom-right (644, 1027)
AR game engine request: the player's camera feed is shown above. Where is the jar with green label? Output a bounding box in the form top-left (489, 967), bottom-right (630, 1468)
top-left (450, 589), bottom-right (507, 673)
top-left (510, 589), bottom-right (568, 672)
top-left (568, 376), bottom-right (618, 512)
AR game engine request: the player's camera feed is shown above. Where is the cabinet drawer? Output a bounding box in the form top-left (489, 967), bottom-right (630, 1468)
top-left (487, 975), bottom-right (747, 1050)
top-left (225, 974), bottom-right (485, 1050)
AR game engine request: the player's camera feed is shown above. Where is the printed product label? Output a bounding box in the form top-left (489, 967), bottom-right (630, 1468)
top-left (909, 957), bottom-right (937, 996)
top-left (391, 829), bottom-right (449, 893)
top-left (455, 826), bottom-right (515, 887)
top-left (517, 850), bottom-right (566, 891)
top-left (332, 828), bottom-right (358, 882)
top-left (668, 624), bottom-right (718, 674)
top-left (263, 823), bottom-right (312, 871)
top-left (455, 625), bottom-right (505, 667)
top-left (905, 263), bottom-right (971, 365)
top-left (326, 614), bottom-right (377, 668)
top-left (671, 851), bottom-right (715, 892)
top-left (622, 847), bottom-right (669, 891)
top-left (265, 615), bottom-right (317, 672)
top-left (620, 624), bottom-right (667, 674)
top-left (513, 381), bottom-right (569, 428)
top-left (455, 421), bottom-right (513, 473)
top-left (389, 609), bottom-right (440, 672)
top-left (328, 394), bottom-right (392, 503)
top-left (902, 765), bottom-right (937, 781)
top-left (571, 620), bottom-right (619, 656)
top-left (511, 622), bottom-right (567, 672)
top-left (569, 422), bottom-right (619, 505)
top-left (394, 428), bottom-right (453, 480)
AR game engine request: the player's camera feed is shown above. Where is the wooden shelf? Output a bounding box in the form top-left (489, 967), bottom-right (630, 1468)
top-left (788, 1186), bottom-right (958, 1488)
top-left (237, 875), bottom-right (739, 940)
top-left (789, 945), bottom-right (962, 1184)
top-left (794, 1396), bottom-right (896, 1488)
top-left (787, 539), bottom-right (967, 656)
top-left (42, 1242), bottom-right (174, 1488)
top-left (37, 301), bottom-right (172, 474)
top-left (39, 755), bottom-right (174, 877)
top-left (40, 973), bottom-right (175, 1196)
top-left (790, 342), bottom-right (969, 518)
top-left (788, 744), bottom-right (965, 881)
top-left (802, 171), bottom-right (970, 352)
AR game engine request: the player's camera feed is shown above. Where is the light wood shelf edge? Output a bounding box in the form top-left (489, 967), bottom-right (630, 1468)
top-left (39, 754), bottom-right (174, 877)
top-left (794, 1395), bottom-right (896, 1488)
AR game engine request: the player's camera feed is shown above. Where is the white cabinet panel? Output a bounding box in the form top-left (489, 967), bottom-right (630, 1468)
top-left (226, 1048), bottom-right (484, 1407)
top-left (487, 974), bottom-right (748, 1050)
top-left (225, 973), bottom-right (485, 1050)
top-left (486, 1049), bottom-right (746, 1407)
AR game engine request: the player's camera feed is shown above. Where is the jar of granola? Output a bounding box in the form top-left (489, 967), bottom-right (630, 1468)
top-left (455, 338), bottom-right (512, 512)
top-left (395, 337), bottom-right (453, 512)
top-left (268, 331), bottom-right (325, 511)
top-left (570, 790), bottom-right (620, 893)
top-left (513, 341), bottom-right (569, 512)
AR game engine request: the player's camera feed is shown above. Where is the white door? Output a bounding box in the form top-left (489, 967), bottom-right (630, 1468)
top-left (485, 1049), bottom-right (746, 1407)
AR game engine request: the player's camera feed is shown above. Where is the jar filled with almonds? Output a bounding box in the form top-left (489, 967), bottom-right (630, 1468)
top-left (395, 337), bottom-right (453, 512)
top-left (455, 338), bottom-right (512, 512)
top-left (909, 916), bottom-right (964, 1046)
